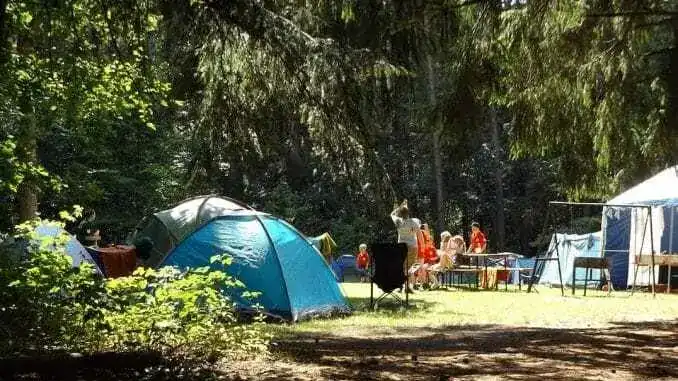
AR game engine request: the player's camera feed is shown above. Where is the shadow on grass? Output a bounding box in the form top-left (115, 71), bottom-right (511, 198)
top-left (261, 320), bottom-right (678, 381)
top-left (0, 351), bottom-right (229, 381)
top-left (347, 294), bottom-right (440, 313)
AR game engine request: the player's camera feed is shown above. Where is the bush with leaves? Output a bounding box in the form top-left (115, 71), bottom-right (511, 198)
top-left (102, 259), bottom-right (269, 360)
top-left (0, 213), bottom-right (106, 355)
top-left (0, 212), bottom-right (269, 361)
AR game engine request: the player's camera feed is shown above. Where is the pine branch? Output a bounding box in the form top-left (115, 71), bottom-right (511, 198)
top-left (0, 0), bottom-right (7, 65)
top-left (587, 10), bottom-right (678, 18)
top-left (643, 47), bottom-right (676, 57)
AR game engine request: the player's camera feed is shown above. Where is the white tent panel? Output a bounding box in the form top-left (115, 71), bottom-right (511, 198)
top-left (627, 207), bottom-right (664, 286)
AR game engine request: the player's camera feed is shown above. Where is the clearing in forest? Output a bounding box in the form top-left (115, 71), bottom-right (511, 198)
top-left (226, 283), bottom-right (678, 380)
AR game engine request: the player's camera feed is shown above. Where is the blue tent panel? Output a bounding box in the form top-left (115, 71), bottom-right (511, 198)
top-left (164, 216), bottom-right (291, 316)
top-left (603, 208), bottom-right (631, 289)
top-left (260, 217), bottom-right (349, 320)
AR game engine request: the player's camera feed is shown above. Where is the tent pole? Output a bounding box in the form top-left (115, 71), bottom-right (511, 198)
top-left (600, 207), bottom-right (613, 292)
top-left (554, 233), bottom-right (564, 296)
top-left (528, 203), bottom-right (551, 293)
top-left (632, 209), bottom-right (649, 295)
top-left (649, 207), bottom-right (656, 297)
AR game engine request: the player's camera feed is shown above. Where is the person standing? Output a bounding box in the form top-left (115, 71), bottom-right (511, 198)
top-left (467, 222), bottom-right (487, 254)
top-left (356, 243), bottom-right (370, 283)
top-left (391, 200), bottom-right (421, 293)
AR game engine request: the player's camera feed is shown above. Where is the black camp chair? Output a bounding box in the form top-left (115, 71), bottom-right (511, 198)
top-left (369, 243), bottom-right (409, 309)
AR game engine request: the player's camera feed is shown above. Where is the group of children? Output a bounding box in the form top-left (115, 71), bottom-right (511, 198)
top-left (354, 199), bottom-right (488, 292)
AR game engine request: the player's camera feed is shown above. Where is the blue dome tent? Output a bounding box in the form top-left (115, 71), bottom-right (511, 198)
top-left (134, 197), bottom-right (350, 321)
top-left (34, 223), bottom-right (102, 275)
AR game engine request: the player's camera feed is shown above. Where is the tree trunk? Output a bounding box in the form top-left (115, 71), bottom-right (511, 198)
top-left (666, 18), bottom-right (678, 164)
top-left (490, 108), bottom-right (505, 251)
top-left (427, 53), bottom-right (445, 242)
top-left (16, 115), bottom-right (39, 222)
top-left (0, 0), bottom-right (7, 64)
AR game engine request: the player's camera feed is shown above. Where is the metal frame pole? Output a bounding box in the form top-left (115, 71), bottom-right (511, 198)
top-left (528, 203), bottom-right (551, 293)
top-left (649, 207), bottom-right (656, 297)
top-left (555, 233), bottom-right (564, 296)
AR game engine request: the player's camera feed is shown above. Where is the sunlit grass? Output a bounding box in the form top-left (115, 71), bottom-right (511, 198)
top-left (272, 282), bottom-right (678, 338)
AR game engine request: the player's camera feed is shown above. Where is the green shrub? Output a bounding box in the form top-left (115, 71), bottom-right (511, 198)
top-left (102, 260), bottom-right (269, 360)
top-left (0, 214), bottom-right (269, 361)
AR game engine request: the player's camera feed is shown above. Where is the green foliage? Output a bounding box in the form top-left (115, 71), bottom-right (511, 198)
top-left (0, 217), bottom-right (268, 360)
top-left (497, 1), bottom-right (678, 197)
top-left (102, 263), bottom-right (268, 360)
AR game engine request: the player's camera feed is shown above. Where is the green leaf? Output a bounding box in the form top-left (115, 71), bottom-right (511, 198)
top-left (145, 122), bottom-right (156, 130)
top-left (20, 11), bottom-right (33, 25)
top-left (147, 14), bottom-right (159, 31)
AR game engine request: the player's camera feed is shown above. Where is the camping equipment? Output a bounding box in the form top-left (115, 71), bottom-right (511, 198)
top-left (369, 242), bottom-right (408, 309)
top-left (134, 197), bottom-right (350, 321)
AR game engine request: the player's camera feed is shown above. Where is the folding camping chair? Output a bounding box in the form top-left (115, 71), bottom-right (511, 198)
top-left (369, 243), bottom-right (409, 309)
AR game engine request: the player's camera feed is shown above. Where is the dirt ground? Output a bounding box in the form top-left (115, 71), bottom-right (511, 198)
top-left (2, 320), bottom-right (677, 381)
top-left (222, 320), bottom-right (678, 381)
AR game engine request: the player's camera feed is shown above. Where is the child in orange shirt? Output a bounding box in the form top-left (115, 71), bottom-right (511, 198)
top-left (468, 222), bottom-right (487, 254)
top-left (356, 243), bottom-right (370, 283)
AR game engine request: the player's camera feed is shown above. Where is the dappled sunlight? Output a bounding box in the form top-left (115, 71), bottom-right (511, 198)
top-left (248, 283), bottom-right (678, 380)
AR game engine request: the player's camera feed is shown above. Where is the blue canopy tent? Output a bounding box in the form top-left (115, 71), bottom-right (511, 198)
top-left (603, 166), bottom-right (678, 288)
top-left (134, 198), bottom-right (350, 321)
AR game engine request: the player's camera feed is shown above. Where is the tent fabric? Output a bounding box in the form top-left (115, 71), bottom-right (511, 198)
top-left (627, 207), bottom-right (664, 286)
top-left (604, 166), bottom-right (678, 288)
top-left (608, 166), bottom-right (678, 206)
top-left (539, 232), bottom-right (603, 286)
top-left (310, 232), bottom-right (337, 262)
top-left (162, 212), bottom-right (350, 321)
top-left (602, 207), bottom-right (632, 288)
top-left (33, 224), bottom-right (103, 275)
top-left (132, 195), bottom-right (251, 267)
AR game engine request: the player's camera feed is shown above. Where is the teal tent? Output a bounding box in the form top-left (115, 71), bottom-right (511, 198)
top-left (133, 197), bottom-right (350, 321)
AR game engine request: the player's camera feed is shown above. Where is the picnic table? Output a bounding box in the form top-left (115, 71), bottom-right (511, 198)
top-left (451, 252), bottom-right (523, 290)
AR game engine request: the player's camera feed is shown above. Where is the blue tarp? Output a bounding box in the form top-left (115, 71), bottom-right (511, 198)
top-left (539, 232), bottom-right (603, 286)
top-left (603, 208), bottom-right (632, 288)
top-left (163, 212), bottom-right (350, 321)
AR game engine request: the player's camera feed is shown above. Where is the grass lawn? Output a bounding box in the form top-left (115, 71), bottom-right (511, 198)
top-left (225, 283), bottom-right (678, 381)
top-left (292, 283), bottom-right (678, 335)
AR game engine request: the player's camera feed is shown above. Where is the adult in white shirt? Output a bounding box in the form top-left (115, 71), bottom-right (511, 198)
top-left (391, 200), bottom-right (421, 293)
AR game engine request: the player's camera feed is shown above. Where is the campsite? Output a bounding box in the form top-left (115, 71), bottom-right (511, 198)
top-left (2, 1), bottom-right (678, 380)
